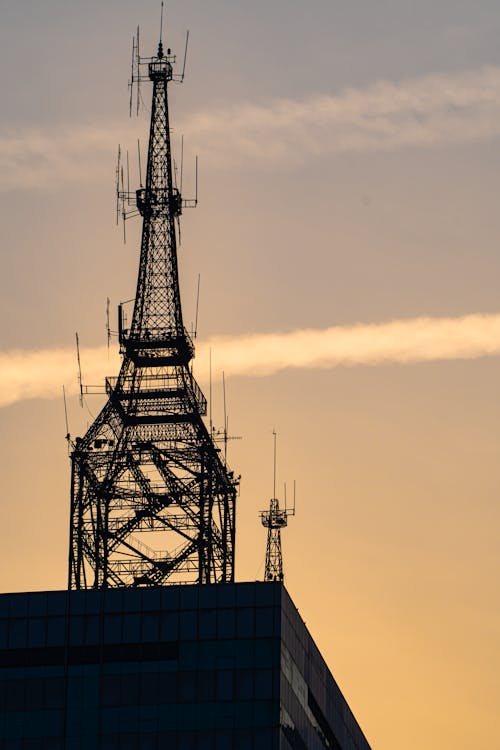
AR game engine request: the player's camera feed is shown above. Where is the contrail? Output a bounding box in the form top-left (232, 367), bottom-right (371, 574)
top-left (1, 313), bottom-right (500, 409)
top-left (2, 66), bottom-right (500, 188)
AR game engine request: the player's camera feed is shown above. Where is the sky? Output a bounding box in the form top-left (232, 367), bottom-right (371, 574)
top-left (1, 1), bottom-right (500, 748)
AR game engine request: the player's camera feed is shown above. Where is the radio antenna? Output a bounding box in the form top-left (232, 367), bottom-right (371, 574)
top-left (259, 432), bottom-right (295, 582)
top-left (137, 139), bottom-right (143, 187)
top-left (62, 385), bottom-right (71, 454)
top-left (159, 1), bottom-right (164, 45)
top-left (180, 30), bottom-right (190, 82)
top-left (273, 429), bottom-right (277, 500)
top-left (126, 149), bottom-right (130, 196)
top-left (194, 273), bottom-right (200, 339)
top-left (180, 135), bottom-right (184, 195)
top-left (223, 371), bottom-right (228, 464)
top-left (75, 333), bottom-right (83, 408)
top-left (106, 297), bottom-right (111, 351)
top-left (136, 26), bottom-right (140, 115)
top-left (115, 145), bottom-right (121, 224)
top-left (129, 35), bottom-right (135, 117)
top-left (194, 155), bottom-right (198, 206)
top-left (209, 348), bottom-right (213, 433)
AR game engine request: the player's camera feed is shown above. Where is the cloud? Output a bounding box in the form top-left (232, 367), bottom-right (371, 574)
top-left (182, 66), bottom-right (500, 167)
top-left (0, 121), bottom-right (138, 190)
top-left (199, 313), bottom-right (500, 377)
top-left (1, 313), bottom-right (500, 408)
top-left (2, 66), bottom-right (500, 188)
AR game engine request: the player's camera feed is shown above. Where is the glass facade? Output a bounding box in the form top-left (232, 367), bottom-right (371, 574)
top-left (0, 583), bottom-right (371, 750)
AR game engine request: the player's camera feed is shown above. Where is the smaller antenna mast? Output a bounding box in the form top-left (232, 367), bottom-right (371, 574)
top-left (259, 432), bottom-right (295, 583)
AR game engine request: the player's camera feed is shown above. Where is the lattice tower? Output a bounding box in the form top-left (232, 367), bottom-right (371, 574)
top-left (68, 39), bottom-right (238, 589)
top-left (260, 498), bottom-right (289, 582)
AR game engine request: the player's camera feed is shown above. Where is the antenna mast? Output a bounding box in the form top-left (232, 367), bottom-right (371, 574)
top-left (260, 433), bottom-right (295, 582)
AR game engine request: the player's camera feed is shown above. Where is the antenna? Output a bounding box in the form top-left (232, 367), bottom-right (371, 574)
top-left (136, 26), bottom-right (140, 116)
top-left (126, 149), bottom-right (130, 196)
top-left (259, 432), bottom-right (295, 582)
top-left (180, 135), bottom-right (184, 195)
top-left (194, 273), bottom-right (200, 338)
top-left (115, 145), bottom-right (121, 224)
top-left (129, 35), bottom-right (135, 117)
top-left (137, 139), bottom-right (143, 187)
top-left (209, 347), bottom-right (213, 433)
top-left (195, 155), bottom-right (198, 206)
top-left (120, 158), bottom-right (127, 242)
top-left (129, 27), bottom-right (141, 117)
top-left (223, 371), bottom-right (228, 463)
top-left (178, 151), bottom-right (198, 209)
top-left (180, 30), bottom-right (190, 82)
top-left (62, 385), bottom-right (71, 454)
top-left (159, 1), bottom-right (164, 45)
top-left (106, 297), bottom-right (111, 350)
top-left (75, 333), bottom-right (83, 408)
top-left (273, 429), bottom-right (277, 499)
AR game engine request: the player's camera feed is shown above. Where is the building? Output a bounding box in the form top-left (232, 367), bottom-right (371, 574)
top-left (0, 582), bottom-right (372, 749)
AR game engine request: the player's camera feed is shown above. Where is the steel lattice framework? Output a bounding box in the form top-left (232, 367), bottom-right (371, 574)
top-left (68, 42), bottom-right (238, 589)
top-left (260, 498), bottom-right (288, 582)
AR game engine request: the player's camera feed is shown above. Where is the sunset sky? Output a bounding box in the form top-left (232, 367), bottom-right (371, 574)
top-left (1, 1), bottom-right (500, 748)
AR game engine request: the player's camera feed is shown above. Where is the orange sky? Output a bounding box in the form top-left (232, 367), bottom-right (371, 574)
top-left (0, 2), bottom-right (499, 748)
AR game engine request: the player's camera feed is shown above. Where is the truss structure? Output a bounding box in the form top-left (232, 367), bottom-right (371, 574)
top-left (68, 40), bottom-right (238, 589)
top-left (260, 498), bottom-right (290, 582)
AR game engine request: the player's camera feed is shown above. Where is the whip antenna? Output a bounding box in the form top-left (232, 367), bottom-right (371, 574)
top-left (75, 333), bottom-right (83, 408)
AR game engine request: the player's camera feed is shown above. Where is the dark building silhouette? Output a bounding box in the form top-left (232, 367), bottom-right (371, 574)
top-left (0, 583), bottom-right (372, 749)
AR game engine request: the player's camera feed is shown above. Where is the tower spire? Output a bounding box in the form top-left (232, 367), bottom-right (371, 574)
top-left (68, 28), bottom-right (238, 589)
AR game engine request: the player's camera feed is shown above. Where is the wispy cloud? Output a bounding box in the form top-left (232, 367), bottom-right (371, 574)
top-left (0, 121), bottom-right (138, 191)
top-left (2, 66), bottom-right (500, 188)
top-left (183, 66), bottom-right (500, 166)
top-left (1, 313), bottom-right (500, 408)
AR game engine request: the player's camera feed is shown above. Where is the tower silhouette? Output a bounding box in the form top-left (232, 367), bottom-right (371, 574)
top-left (261, 497), bottom-right (288, 582)
top-left (68, 37), bottom-right (238, 589)
top-left (260, 434), bottom-right (294, 582)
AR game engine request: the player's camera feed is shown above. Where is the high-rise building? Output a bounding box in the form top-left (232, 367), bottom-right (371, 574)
top-left (0, 583), bottom-right (372, 749)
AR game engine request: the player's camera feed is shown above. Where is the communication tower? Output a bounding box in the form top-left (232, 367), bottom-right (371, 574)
top-left (260, 434), bottom-right (295, 582)
top-left (68, 24), bottom-right (238, 589)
